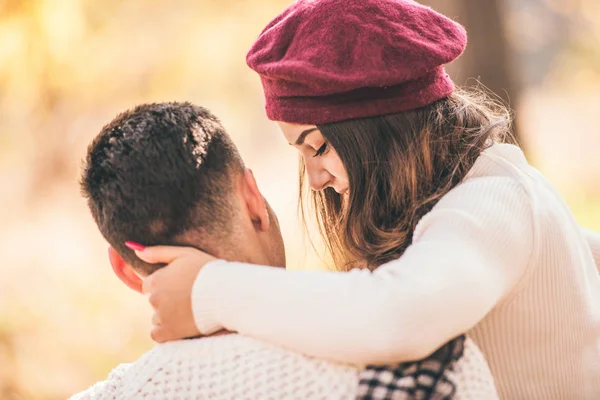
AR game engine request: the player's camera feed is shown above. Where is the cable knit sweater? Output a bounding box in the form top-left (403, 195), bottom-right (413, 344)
top-left (191, 144), bottom-right (600, 399)
top-left (70, 334), bottom-right (498, 399)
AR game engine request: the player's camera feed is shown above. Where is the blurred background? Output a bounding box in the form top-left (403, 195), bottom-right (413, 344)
top-left (0, 0), bottom-right (599, 398)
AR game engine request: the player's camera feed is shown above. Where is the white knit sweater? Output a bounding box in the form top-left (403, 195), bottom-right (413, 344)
top-left (191, 144), bottom-right (600, 399)
top-left (70, 334), bottom-right (498, 399)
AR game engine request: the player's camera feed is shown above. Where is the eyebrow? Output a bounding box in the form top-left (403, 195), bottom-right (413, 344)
top-left (294, 127), bottom-right (319, 146)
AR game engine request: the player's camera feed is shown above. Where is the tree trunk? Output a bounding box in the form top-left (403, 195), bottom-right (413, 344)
top-left (421, 0), bottom-right (523, 146)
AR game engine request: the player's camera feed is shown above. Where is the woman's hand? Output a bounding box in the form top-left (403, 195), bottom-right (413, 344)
top-left (134, 245), bottom-right (217, 342)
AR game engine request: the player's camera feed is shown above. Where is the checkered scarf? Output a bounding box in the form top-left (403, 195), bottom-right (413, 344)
top-left (356, 335), bottom-right (465, 400)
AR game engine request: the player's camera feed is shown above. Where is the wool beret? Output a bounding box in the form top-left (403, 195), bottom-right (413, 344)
top-left (246, 0), bottom-right (467, 125)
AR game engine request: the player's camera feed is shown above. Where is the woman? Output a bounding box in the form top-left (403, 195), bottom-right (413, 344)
top-left (131, 0), bottom-right (600, 398)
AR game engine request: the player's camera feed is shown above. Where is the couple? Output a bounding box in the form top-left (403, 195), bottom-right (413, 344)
top-left (73, 0), bottom-right (600, 399)
top-left (73, 102), bottom-right (498, 399)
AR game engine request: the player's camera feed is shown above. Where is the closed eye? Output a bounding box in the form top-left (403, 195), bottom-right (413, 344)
top-left (313, 143), bottom-right (327, 157)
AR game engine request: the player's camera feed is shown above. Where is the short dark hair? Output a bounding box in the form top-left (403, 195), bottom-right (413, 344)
top-left (81, 102), bottom-right (244, 274)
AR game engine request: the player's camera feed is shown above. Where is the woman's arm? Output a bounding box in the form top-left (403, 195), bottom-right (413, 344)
top-left (190, 176), bottom-right (535, 365)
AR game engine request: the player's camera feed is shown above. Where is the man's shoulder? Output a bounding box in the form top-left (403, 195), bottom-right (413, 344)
top-left (143, 334), bottom-right (359, 397)
top-left (71, 334), bottom-right (358, 399)
top-left (156, 334), bottom-right (356, 371)
top-left (69, 363), bottom-right (133, 400)
top-left (68, 340), bottom-right (198, 399)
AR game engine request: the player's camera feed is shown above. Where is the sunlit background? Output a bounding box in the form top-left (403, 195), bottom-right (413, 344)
top-left (0, 0), bottom-right (599, 398)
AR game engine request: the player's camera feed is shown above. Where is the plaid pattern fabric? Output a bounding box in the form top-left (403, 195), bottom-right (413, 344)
top-left (357, 335), bottom-right (466, 400)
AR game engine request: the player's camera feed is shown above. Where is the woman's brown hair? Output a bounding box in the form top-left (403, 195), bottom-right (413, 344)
top-left (299, 87), bottom-right (515, 271)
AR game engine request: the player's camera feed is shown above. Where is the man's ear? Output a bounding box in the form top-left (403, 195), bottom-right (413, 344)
top-left (108, 246), bottom-right (144, 294)
top-left (241, 168), bottom-right (269, 232)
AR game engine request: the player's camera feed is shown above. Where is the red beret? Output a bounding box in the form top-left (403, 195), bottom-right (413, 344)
top-left (246, 0), bottom-right (467, 125)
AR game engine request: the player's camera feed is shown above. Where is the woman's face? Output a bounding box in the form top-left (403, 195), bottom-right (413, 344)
top-left (277, 122), bottom-right (349, 194)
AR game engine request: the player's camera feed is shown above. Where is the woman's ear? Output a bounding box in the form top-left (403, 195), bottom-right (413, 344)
top-left (241, 168), bottom-right (269, 232)
top-left (108, 246), bottom-right (144, 293)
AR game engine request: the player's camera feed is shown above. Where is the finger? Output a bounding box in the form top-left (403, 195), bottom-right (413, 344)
top-left (151, 312), bottom-right (162, 327)
top-left (134, 245), bottom-right (193, 264)
top-left (142, 265), bottom-right (168, 295)
top-left (141, 275), bottom-right (154, 295)
top-left (150, 326), bottom-right (170, 343)
top-left (148, 291), bottom-right (161, 308)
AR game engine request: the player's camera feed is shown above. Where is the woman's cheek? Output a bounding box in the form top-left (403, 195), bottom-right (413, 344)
top-left (329, 154), bottom-right (348, 182)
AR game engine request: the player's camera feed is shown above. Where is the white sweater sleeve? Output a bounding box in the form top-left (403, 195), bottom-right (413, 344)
top-left (581, 228), bottom-right (600, 273)
top-left (191, 177), bottom-right (535, 365)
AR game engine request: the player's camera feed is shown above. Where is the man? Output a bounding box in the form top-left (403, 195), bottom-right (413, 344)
top-left (72, 102), bottom-right (498, 399)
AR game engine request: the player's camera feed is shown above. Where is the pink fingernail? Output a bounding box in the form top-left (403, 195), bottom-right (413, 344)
top-left (125, 241), bottom-right (145, 251)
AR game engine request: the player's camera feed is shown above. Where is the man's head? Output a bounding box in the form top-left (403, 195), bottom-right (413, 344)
top-left (81, 102), bottom-right (285, 292)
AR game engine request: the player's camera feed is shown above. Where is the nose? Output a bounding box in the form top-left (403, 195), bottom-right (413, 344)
top-left (305, 163), bottom-right (332, 191)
